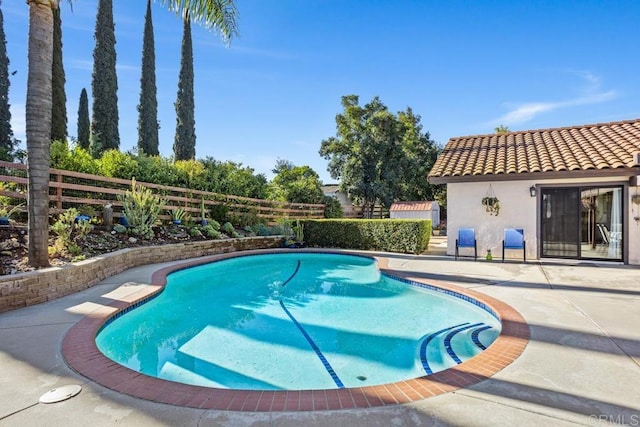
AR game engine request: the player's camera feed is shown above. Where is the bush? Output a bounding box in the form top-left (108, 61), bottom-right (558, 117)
top-left (50, 208), bottom-right (90, 256)
top-left (222, 221), bottom-right (240, 238)
top-left (192, 221), bottom-right (222, 239)
top-left (301, 219), bottom-right (431, 254)
top-left (253, 223), bottom-right (275, 236)
top-left (209, 203), bottom-right (230, 224)
top-left (99, 150), bottom-right (139, 179)
top-left (50, 140), bottom-right (99, 174)
top-left (117, 179), bottom-right (164, 239)
top-left (323, 196), bottom-right (343, 218)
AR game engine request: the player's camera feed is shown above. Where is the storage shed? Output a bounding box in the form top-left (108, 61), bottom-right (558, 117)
top-left (389, 201), bottom-right (440, 225)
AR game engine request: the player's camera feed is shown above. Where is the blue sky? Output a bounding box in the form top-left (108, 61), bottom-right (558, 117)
top-left (3, 1), bottom-right (640, 183)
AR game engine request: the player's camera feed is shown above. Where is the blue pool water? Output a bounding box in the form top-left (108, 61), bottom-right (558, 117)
top-left (96, 253), bottom-right (501, 390)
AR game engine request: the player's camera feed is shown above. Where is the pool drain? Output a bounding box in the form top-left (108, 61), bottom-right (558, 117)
top-left (39, 385), bottom-right (82, 404)
top-left (356, 376), bottom-right (367, 381)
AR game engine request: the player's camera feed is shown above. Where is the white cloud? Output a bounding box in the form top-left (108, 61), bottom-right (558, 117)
top-left (69, 59), bottom-right (93, 71)
top-left (488, 71), bottom-right (618, 126)
top-left (116, 63), bottom-right (140, 73)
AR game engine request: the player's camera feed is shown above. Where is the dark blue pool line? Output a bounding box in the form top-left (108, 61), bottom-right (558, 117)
top-left (444, 322), bottom-right (484, 364)
top-left (471, 325), bottom-right (493, 350)
top-left (420, 323), bottom-right (469, 375)
top-left (383, 273), bottom-right (499, 321)
top-left (281, 260), bottom-right (301, 287)
top-left (279, 299), bottom-right (345, 389)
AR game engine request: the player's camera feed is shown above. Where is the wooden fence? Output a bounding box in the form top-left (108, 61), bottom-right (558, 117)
top-left (0, 161), bottom-right (325, 224)
top-left (341, 204), bottom-right (389, 219)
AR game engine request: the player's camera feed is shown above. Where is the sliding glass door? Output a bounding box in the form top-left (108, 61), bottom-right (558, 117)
top-left (541, 186), bottom-right (623, 261)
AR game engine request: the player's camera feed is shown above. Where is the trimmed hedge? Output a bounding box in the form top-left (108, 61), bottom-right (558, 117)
top-left (302, 219), bottom-right (431, 254)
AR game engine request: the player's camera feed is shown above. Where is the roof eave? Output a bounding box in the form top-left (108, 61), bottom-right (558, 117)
top-left (428, 167), bottom-right (640, 185)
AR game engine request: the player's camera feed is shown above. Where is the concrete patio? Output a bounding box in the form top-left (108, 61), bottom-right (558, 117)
top-left (1, 247), bottom-right (639, 426)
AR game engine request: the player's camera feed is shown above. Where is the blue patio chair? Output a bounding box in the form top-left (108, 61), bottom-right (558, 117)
top-left (455, 228), bottom-right (477, 261)
top-left (502, 228), bottom-right (526, 263)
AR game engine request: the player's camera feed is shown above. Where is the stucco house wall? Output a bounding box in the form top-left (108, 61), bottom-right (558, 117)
top-left (447, 181), bottom-right (537, 260)
top-left (447, 176), bottom-right (640, 263)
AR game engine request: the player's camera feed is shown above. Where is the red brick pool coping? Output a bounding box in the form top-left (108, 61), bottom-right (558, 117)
top-left (62, 249), bottom-right (530, 412)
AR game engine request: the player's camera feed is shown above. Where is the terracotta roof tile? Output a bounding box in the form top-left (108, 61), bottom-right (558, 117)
top-left (428, 119), bottom-right (640, 183)
top-left (390, 201), bottom-right (436, 211)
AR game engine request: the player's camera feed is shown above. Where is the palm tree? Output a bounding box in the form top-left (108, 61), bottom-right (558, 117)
top-left (495, 124), bottom-right (510, 134)
top-left (25, 0), bottom-right (238, 267)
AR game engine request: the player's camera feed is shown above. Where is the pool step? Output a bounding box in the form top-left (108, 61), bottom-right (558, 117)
top-left (420, 323), bottom-right (495, 375)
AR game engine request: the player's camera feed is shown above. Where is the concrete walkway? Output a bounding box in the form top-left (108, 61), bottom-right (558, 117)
top-left (1, 252), bottom-right (639, 426)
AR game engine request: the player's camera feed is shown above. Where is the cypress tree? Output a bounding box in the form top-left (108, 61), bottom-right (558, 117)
top-left (137, 0), bottom-right (159, 156)
top-left (173, 15), bottom-right (196, 161)
top-left (51, 7), bottom-right (68, 143)
top-left (77, 88), bottom-right (90, 149)
top-left (0, 0), bottom-right (15, 161)
top-left (90, 0), bottom-right (119, 157)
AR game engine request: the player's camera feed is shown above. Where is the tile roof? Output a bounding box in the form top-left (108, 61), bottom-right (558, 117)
top-left (390, 201), bottom-right (436, 211)
top-left (428, 119), bottom-right (640, 184)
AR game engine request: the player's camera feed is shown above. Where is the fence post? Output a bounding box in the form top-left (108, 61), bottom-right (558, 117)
top-left (56, 172), bottom-right (63, 211)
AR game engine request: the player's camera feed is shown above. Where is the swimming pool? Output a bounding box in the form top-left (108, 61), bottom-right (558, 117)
top-left (96, 252), bottom-right (501, 391)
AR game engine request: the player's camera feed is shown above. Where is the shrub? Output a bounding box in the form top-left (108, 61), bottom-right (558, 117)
top-left (117, 178), bottom-right (164, 239)
top-left (134, 154), bottom-right (181, 186)
top-left (99, 150), bottom-right (138, 179)
top-left (198, 223), bottom-right (222, 239)
top-left (75, 218), bottom-right (92, 239)
top-left (50, 140), bottom-right (99, 174)
top-left (323, 196), bottom-right (343, 218)
top-left (206, 219), bottom-right (221, 231)
top-left (222, 221), bottom-right (240, 238)
top-left (253, 223), bottom-right (273, 236)
top-left (50, 208), bottom-right (87, 256)
top-left (231, 207), bottom-right (261, 228)
top-left (113, 224), bottom-right (127, 233)
top-left (168, 207), bottom-right (187, 223)
top-left (210, 203), bottom-right (230, 224)
top-left (189, 227), bottom-right (204, 238)
top-left (302, 219), bottom-right (431, 254)
top-left (0, 202), bottom-right (24, 220)
top-left (276, 216), bottom-right (294, 237)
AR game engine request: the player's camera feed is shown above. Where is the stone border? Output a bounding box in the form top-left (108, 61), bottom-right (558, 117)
top-left (62, 249), bottom-right (530, 412)
top-left (0, 236), bottom-right (283, 313)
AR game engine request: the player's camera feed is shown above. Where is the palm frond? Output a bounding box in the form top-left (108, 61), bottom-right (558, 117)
top-left (157, 0), bottom-right (239, 45)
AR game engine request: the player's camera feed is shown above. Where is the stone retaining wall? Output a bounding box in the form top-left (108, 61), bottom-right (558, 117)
top-left (0, 236), bottom-right (283, 313)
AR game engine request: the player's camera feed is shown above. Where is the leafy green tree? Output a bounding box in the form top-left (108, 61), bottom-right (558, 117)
top-left (98, 149), bottom-right (139, 179)
top-left (77, 88), bottom-right (90, 149)
top-left (0, 0), bottom-right (16, 161)
top-left (267, 160), bottom-right (324, 204)
top-left (200, 157), bottom-right (268, 198)
top-left (137, 0), bottom-right (159, 156)
top-left (319, 95), bottom-right (390, 218)
top-left (174, 15), bottom-right (195, 160)
top-left (134, 153), bottom-right (181, 186)
top-left (320, 95), bottom-right (442, 218)
top-left (495, 124), bottom-right (509, 133)
top-left (51, 7), bottom-right (67, 143)
top-left (24, 0), bottom-right (238, 267)
top-left (395, 108), bottom-right (443, 201)
top-left (50, 140), bottom-right (99, 175)
top-left (174, 158), bottom-right (205, 187)
top-left (90, 0), bottom-right (119, 156)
